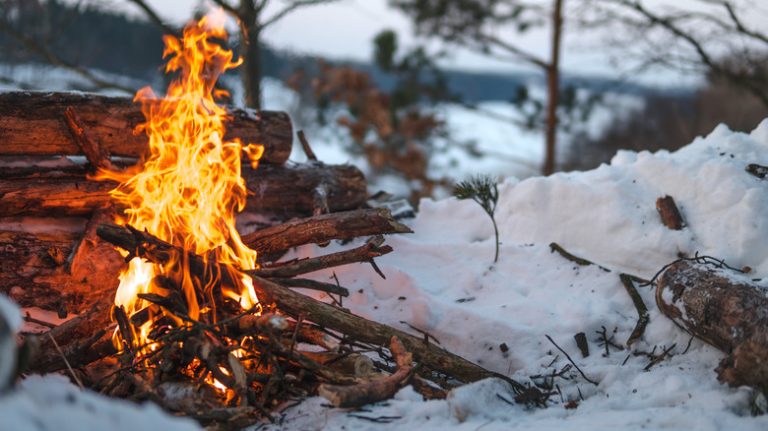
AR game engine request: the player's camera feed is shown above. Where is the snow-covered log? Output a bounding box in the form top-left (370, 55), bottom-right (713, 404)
top-left (656, 260), bottom-right (768, 394)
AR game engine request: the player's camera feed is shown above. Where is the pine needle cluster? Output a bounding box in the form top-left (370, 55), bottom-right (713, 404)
top-left (453, 176), bottom-right (500, 264)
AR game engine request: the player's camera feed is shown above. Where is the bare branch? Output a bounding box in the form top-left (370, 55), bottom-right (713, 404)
top-left (262, 0), bottom-right (340, 29)
top-left (126, 0), bottom-right (180, 37)
top-left (476, 33), bottom-right (549, 70)
top-left (211, 0), bottom-right (242, 18)
top-left (0, 21), bottom-right (134, 94)
top-left (610, 0), bottom-right (768, 107)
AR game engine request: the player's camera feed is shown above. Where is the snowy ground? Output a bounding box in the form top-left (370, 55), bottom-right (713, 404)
top-left (1, 65), bottom-right (767, 429)
top-left (257, 121), bottom-right (768, 430)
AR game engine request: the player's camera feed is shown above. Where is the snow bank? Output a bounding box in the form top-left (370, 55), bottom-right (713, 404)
top-left (494, 121), bottom-right (768, 277)
top-left (266, 121), bottom-right (768, 430)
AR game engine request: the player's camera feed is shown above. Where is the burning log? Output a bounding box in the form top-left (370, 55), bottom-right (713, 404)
top-left (656, 260), bottom-right (768, 394)
top-left (0, 91), bottom-right (292, 165)
top-left (95, 223), bottom-right (511, 385)
top-left (0, 163), bottom-right (367, 217)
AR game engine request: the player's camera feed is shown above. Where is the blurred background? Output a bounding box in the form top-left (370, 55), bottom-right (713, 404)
top-left (1, 0), bottom-right (767, 202)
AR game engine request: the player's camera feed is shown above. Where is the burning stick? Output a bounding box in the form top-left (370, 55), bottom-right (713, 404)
top-left (96, 223), bottom-right (512, 385)
top-left (318, 336), bottom-right (413, 408)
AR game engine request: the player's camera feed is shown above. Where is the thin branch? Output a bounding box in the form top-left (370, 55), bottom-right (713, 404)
top-left (611, 0), bottom-right (768, 107)
top-left (545, 334), bottom-right (598, 386)
top-left (126, 0), bottom-right (180, 37)
top-left (475, 32), bottom-right (550, 70)
top-left (210, 0), bottom-right (242, 17)
top-left (261, 0), bottom-right (339, 29)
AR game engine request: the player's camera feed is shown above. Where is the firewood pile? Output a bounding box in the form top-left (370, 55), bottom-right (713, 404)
top-left (0, 91), bottom-right (512, 429)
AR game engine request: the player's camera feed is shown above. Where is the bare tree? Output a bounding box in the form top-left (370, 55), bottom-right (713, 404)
top-left (121, 0), bottom-right (341, 109)
top-left (390, 0), bottom-right (566, 175)
top-left (586, 0), bottom-right (768, 108)
top-left (0, 0), bottom-right (136, 94)
top-left (208, 0), bottom-right (340, 109)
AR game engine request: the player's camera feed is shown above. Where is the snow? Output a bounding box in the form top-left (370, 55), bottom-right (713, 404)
top-left (0, 375), bottom-right (200, 431)
top-left (254, 120), bottom-right (768, 430)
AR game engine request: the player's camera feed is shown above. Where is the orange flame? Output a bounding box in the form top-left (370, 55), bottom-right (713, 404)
top-left (98, 11), bottom-right (263, 351)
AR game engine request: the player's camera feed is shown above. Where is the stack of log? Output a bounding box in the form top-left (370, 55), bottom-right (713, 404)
top-left (1, 91), bottom-right (512, 427)
top-left (0, 91), bottom-right (367, 310)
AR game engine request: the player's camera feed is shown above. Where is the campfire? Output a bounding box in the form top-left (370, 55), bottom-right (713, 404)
top-left (1, 11), bottom-right (513, 428)
top-left (96, 12), bottom-right (265, 369)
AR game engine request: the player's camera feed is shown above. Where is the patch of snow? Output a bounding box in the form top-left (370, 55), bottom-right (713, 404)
top-left (0, 375), bottom-right (201, 431)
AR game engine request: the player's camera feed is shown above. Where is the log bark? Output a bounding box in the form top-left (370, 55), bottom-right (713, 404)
top-left (0, 91), bottom-right (292, 164)
top-left (0, 163), bottom-right (367, 217)
top-left (242, 208), bottom-right (412, 256)
top-left (249, 274), bottom-right (507, 384)
top-left (656, 261), bottom-right (768, 393)
top-left (0, 222), bottom-right (82, 311)
top-left (251, 236), bottom-right (392, 279)
top-left (0, 214), bottom-right (125, 315)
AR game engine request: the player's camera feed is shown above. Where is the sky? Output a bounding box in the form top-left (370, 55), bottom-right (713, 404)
top-left (107, 0), bottom-right (768, 85)
top-left (109, 0), bottom-right (594, 75)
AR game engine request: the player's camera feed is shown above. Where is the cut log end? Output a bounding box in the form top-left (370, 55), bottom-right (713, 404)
top-left (656, 260), bottom-right (768, 394)
top-left (655, 195), bottom-right (685, 230)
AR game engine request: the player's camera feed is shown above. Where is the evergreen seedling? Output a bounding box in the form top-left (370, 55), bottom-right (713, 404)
top-left (454, 176), bottom-right (500, 263)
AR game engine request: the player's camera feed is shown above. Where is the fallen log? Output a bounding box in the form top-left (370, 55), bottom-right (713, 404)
top-left (242, 208), bottom-right (412, 256)
top-left (0, 163), bottom-right (367, 217)
top-left (656, 260), bottom-right (768, 394)
top-left (0, 91), bottom-right (292, 164)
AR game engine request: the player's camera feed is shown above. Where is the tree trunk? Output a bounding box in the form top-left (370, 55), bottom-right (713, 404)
top-left (543, 0), bottom-right (563, 176)
top-left (0, 163), bottom-right (367, 217)
top-left (240, 1), bottom-right (263, 110)
top-left (0, 91), bottom-right (291, 164)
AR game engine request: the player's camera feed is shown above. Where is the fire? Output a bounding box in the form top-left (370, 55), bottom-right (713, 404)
top-left (97, 12), bottom-right (263, 353)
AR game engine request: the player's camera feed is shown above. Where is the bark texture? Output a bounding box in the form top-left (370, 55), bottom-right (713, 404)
top-left (0, 91), bottom-right (292, 164)
top-left (0, 163), bottom-right (367, 217)
top-left (656, 261), bottom-right (768, 393)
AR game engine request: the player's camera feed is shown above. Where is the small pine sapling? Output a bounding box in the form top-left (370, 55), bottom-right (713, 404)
top-left (453, 176), bottom-right (500, 263)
